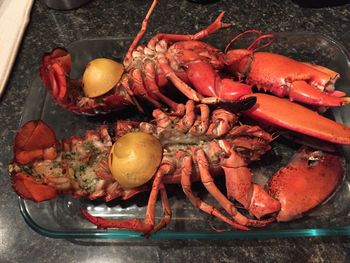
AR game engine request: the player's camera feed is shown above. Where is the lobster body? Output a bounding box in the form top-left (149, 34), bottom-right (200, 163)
top-left (40, 13), bottom-right (253, 115)
top-left (39, 0), bottom-right (350, 146)
top-left (9, 100), bottom-right (344, 235)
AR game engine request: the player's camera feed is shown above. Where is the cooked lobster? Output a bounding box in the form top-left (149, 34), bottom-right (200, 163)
top-left (9, 100), bottom-right (344, 236)
top-left (39, 0), bottom-right (350, 146)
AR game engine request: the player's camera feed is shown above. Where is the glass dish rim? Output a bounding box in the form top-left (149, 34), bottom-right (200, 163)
top-left (18, 31), bottom-right (350, 240)
top-left (19, 197), bottom-right (350, 240)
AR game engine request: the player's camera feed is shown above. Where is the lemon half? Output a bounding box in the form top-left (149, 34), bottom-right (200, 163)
top-left (82, 58), bottom-right (124, 98)
top-left (108, 132), bottom-right (163, 189)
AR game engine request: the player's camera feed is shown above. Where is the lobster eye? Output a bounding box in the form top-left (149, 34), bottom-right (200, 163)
top-left (82, 58), bottom-right (124, 98)
top-left (108, 132), bottom-right (163, 189)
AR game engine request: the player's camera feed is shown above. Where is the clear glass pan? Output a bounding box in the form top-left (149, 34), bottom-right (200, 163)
top-left (18, 32), bottom-right (350, 239)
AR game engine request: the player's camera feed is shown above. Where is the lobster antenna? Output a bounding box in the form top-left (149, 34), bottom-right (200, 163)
top-left (247, 33), bottom-right (275, 52)
top-left (224, 29), bottom-right (263, 53)
top-left (124, 0), bottom-right (158, 66)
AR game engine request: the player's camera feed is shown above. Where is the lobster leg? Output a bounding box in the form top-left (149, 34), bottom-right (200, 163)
top-left (123, 0), bottom-right (159, 66)
top-left (147, 12), bottom-right (231, 49)
top-left (81, 210), bottom-right (154, 233)
top-left (125, 2), bottom-right (230, 65)
top-left (143, 61), bottom-right (186, 114)
top-left (176, 100), bottom-right (196, 132)
top-left (189, 103), bottom-right (210, 135)
top-left (129, 68), bottom-right (163, 108)
top-left (207, 108), bottom-right (239, 137)
top-left (145, 183), bottom-right (172, 237)
top-left (180, 155), bottom-right (249, 230)
top-left (82, 162), bottom-right (172, 234)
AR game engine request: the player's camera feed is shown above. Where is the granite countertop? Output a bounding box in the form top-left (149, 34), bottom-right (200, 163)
top-left (1, 0), bottom-right (350, 262)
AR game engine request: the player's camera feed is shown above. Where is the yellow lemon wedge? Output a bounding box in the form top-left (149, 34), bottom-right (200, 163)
top-left (82, 58), bottom-right (124, 98)
top-left (108, 132), bottom-right (163, 189)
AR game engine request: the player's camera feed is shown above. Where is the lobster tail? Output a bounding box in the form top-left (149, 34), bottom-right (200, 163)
top-left (39, 48), bottom-right (135, 115)
top-left (9, 120), bottom-right (148, 204)
top-left (40, 48), bottom-right (71, 102)
top-left (11, 121), bottom-right (59, 201)
top-left (12, 173), bottom-right (58, 202)
top-left (14, 120), bottom-right (57, 164)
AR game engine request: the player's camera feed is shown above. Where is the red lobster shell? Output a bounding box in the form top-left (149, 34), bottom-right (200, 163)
top-left (39, 0), bottom-right (350, 147)
top-left (9, 100), bottom-right (344, 236)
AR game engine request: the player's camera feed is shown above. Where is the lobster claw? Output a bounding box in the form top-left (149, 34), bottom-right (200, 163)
top-left (267, 147), bottom-right (344, 222)
top-left (244, 93), bottom-right (350, 145)
top-left (225, 49), bottom-right (350, 107)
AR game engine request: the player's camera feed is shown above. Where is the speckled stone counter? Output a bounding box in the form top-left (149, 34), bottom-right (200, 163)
top-left (1, 0), bottom-right (350, 262)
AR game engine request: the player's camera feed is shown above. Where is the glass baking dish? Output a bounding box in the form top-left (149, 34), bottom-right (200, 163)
top-left (18, 32), bottom-right (350, 240)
